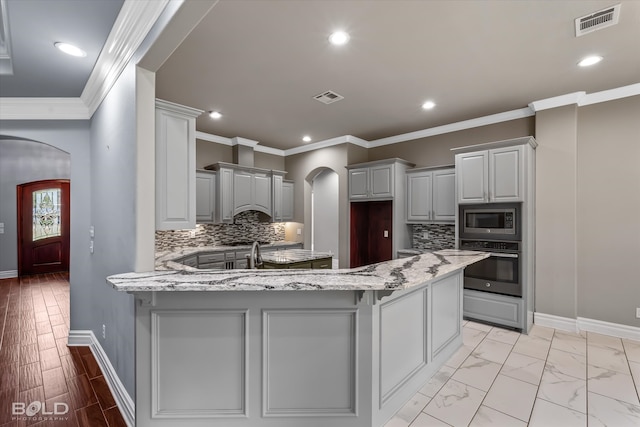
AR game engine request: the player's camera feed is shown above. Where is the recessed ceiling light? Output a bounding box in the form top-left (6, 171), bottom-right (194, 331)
top-left (302, 135), bottom-right (312, 142)
top-left (209, 111), bottom-right (222, 119)
top-left (329, 31), bottom-right (350, 46)
top-left (578, 55), bottom-right (603, 67)
top-left (54, 42), bottom-right (86, 57)
top-left (421, 101), bottom-right (436, 110)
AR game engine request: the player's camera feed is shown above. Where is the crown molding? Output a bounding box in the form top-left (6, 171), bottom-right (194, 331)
top-left (254, 145), bottom-right (285, 156)
top-left (81, 0), bottom-right (170, 116)
top-left (528, 92), bottom-right (586, 112)
top-left (0, 97), bottom-right (90, 119)
top-left (368, 107), bottom-right (534, 148)
top-left (231, 136), bottom-right (259, 148)
top-left (283, 135), bottom-right (359, 156)
top-left (579, 82), bottom-right (640, 106)
top-left (196, 131), bottom-right (231, 145)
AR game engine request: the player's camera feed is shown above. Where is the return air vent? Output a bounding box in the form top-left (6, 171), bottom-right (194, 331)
top-left (575, 4), bottom-right (621, 37)
top-left (313, 90), bottom-right (344, 105)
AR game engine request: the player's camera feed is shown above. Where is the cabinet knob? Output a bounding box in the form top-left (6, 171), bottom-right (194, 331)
top-left (485, 282), bottom-right (491, 287)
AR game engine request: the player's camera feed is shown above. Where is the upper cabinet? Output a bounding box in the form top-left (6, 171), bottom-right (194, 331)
top-left (155, 99), bottom-right (203, 230)
top-left (347, 162), bottom-right (400, 200)
top-left (206, 162), bottom-right (291, 223)
top-left (195, 170), bottom-right (216, 223)
top-left (272, 173), bottom-right (294, 222)
top-left (406, 167), bottom-right (455, 223)
top-left (455, 145), bottom-right (524, 204)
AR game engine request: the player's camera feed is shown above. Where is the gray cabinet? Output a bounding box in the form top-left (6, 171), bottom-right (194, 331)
top-left (272, 173), bottom-right (294, 222)
top-left (455, 145), bottom-right (523, 204)
top-left (281, 181), bottom-right (294, 221)
top-left (207, 162), bottom-right (276, 222)
top-left (406, 167), bottom-right (455, 223)
top-left (463, 289), bottom-right (523, 329)
top-left (216, 167), bottom-right (234, 222)
top-left (196, 170), bottom-right (216, 223)
top-left (348, 164), bottom-right (394, 200)
top-left (155, 99), bottom-right (203, 230)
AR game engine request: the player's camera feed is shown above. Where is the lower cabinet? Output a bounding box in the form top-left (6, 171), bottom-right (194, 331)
top-left (463, 289), bottom-right (523, 329)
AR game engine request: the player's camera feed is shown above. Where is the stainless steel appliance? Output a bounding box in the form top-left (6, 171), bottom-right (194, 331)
top-left (459, 203), bottom-right (521, 241)
top-left (459, 239), bottom-right (521, 297)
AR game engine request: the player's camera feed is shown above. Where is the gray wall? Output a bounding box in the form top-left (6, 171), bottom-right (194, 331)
top-left (576, 96), bottom-right (640, 326)
top-left (88, 61), bottom-right (138, 396)
top-left (0, 120), bottom-right (93, 344)
top-left (368, 118), bottom-right (535, 167)
top-left (0, 138), bottom-right (70, 273)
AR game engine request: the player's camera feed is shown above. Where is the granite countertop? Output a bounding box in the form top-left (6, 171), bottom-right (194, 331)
top-left (261, 249), bottom-right (333, 264)
top-left (107, 249), bottom-right (489, 292)
top-left (155, 240), bottom-right (301, 270)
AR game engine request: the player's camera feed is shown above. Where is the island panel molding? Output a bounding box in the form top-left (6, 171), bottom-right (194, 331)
top-left (262, 309), bottom-right (358, 416)
top-left (379, 286), bottom-right (428, 404)
top-left (151, 309), bottom-right (248, 418)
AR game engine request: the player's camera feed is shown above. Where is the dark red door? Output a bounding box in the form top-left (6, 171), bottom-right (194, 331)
top-left (350, 200), bottom-right (393, 268)
top-left (17, 180), bottom-right (70, 275)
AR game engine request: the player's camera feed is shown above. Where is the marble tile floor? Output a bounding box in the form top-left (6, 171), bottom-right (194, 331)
top-left (386, 320), bottom-right (640, 427)
top-left (0, 273), bottom-right (126, 427)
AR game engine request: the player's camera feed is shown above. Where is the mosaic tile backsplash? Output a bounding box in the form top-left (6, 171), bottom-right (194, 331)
top-left (411, 224), bottom-right (456, 250)
top-left (156, 210), bottom-right (286, 251)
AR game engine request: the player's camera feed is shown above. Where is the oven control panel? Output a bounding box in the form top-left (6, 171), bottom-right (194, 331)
top-left (459, 239), bottom-right (520, 252)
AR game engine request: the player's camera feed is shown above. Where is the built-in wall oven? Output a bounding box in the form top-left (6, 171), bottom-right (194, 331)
top-left (459, 203), bottom-right (522, 297)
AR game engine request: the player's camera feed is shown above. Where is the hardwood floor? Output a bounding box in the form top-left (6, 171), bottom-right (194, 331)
top-left (0, 273), bottom-right (126, 427)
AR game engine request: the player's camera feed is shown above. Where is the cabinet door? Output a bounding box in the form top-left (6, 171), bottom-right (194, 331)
top-left (272, 174), bottom-right (283, 221)
top-left (432, 169), bottom-right (455, 222)
top-left (155, 108), bottom-right (196, 230)
top-left (370, 164), bottom-right (394, 198)
top-left (348, 168), bottom-right (369, 199)
top-left (406, 172), bottom-right (432, 221)
top-left (196, 171), bottom-right (215, 223)
top-left (253, 173), bottom-right (272, 214)
top-left (218, 168), bottom-right (234, 222)
top-left (456, 151), bottom-right (488, 204)
top-left (489, 146), bottom-right (523, 202)
top-left (282, 181), bottom-right (294, 220)
top-left (233, 171), bottom-right (253, 215)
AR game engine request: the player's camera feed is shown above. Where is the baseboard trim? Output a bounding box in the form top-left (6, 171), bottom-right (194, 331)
top-left (68, 330), bottom-right (135, 426)
top-left (534, 312), bottom-right (640, 340)
top-left (534, 313), bottom-right (578, 333)
top-left (0, 270), bottom-right (18, 279)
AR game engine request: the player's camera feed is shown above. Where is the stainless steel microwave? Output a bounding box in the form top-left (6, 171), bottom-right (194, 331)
top-left (459, 203), bottom-right (521, 240)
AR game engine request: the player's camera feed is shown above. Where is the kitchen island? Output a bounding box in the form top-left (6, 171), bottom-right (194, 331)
top-left (108, 250), bottom-right (488, 427)
top-left (261, 249), bottom-right (333, 269)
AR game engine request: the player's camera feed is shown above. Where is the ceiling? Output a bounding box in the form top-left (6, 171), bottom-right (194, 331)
top-left (0, 0), bottom-right (123, 97)
top-left (156, 0), bottom-right (640, 150)
top-left (1, 1), bottom-right (638, 151)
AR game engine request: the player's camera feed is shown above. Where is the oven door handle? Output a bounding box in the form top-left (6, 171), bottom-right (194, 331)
top-left (488, 252), bottom-right (519, 258)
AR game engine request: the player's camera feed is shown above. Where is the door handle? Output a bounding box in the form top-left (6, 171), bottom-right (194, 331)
top-left (488, 252), bottom-right (519, 258)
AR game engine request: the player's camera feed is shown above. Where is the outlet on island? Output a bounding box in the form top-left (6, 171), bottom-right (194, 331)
top-left (422, 232), bottom-right (429, 239)
top-left (636, 308), bottom-right (640, 319)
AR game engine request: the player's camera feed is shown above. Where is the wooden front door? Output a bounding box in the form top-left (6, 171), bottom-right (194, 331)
top-left (17, 180), bottom-right (70, 275)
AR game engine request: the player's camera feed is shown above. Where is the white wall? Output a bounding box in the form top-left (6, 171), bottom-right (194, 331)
top-left (311, 168), bottom-right (339, 259)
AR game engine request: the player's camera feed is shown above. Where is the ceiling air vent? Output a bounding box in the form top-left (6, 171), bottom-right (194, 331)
top-left (313, 90), bottom-right (344, 105)
top-left (575, 4), bottom-right (621, 37)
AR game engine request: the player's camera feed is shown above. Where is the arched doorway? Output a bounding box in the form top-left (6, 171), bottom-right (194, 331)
top-left (0, 138), bottom-right (71, 277)
top-left (310, 168), bottom-right (339, 267)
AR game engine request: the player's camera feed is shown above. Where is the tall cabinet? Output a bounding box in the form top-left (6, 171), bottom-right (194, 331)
top-left (346, 158), bottom-right (414, 267)
top-left (155, 99), bottom-right (203, 230)
top-left (453, 136), bottom-right (536, 333)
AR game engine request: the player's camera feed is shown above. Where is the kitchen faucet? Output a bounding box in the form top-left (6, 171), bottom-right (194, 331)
top-left (249, 241), bottom-right (263, 269)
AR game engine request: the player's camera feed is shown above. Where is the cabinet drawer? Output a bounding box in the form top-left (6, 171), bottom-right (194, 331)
top-left (181, 256), bottom-right (198, 267)
top-left (312, 258), bottom-right (332, 269)
top-left (463, 289), bottom-right (523, 329)
top-left (198, 261), bottom-right (225, 270)
top-left (292, 261), bottom-right (312, 269)
top-left (198, 252), bottom-right (225, 264)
